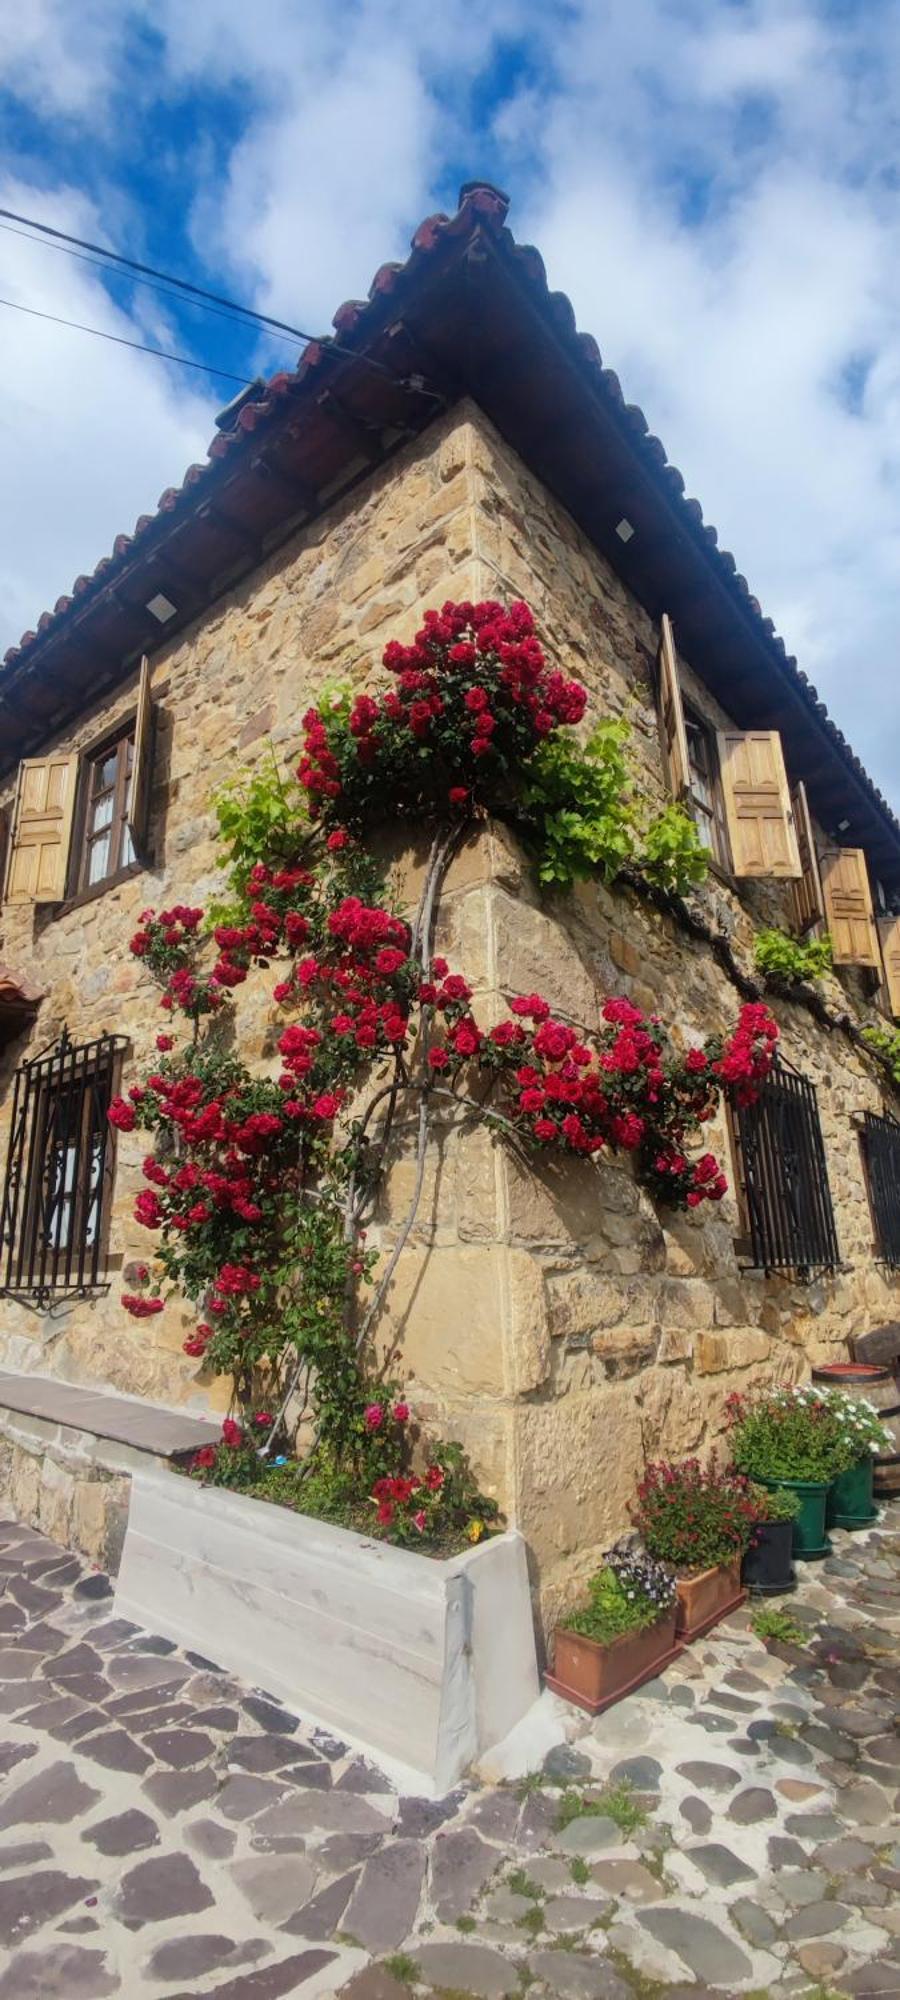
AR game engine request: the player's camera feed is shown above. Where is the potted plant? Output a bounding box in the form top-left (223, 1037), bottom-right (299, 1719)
top-left (817, 1389), bottom-right (889, 1530)
top-left (741, 1483), bottom-right (799, 1596)
top-left (546, 1542), bottom-right (680, 1714)
top-left (630, 1455), bottom-right (755, 1642)
top-left (725, 1384), bottom-right (851, 1560)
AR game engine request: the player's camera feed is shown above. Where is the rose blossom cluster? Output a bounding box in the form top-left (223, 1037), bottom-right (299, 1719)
top-left (297, 598), bottom-right (587, 819)
top-left (129, 907), bottom-right (224, 1018)
top-left (417, 984), bottom-right (776, 1207)
top-left (711, 1001), bottom-right (779, 1105)
top-left (370, 1461), bottom-right (445, 1532)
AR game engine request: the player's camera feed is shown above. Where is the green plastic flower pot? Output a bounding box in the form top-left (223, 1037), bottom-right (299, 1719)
top-left (826, 1456), bottom-right (878, 1531)
top-left (753, 1474), bottom-right (831, 1560)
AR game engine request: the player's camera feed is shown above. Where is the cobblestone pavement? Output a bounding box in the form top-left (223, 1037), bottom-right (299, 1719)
top-left (0, 1509), bottom-right (897, 2000)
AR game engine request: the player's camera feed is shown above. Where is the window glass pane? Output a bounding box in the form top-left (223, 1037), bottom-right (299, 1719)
top-left (90, 792), bottom-right (114, 834)
top-left (93, 751), bottom-right (119, 793)
top-left (121, 824), bottom-right (135, 868)
top-left (88, 833), bottom-right (111, 885)
top-left (45, 1141), bottom-right (76, 1251)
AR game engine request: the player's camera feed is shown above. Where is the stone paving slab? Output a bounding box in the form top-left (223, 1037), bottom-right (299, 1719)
top-left (0, 1509), bottom-right (897, 1995)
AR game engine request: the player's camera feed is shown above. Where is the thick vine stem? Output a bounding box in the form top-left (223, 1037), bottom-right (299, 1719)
top-left (352, 820), bottom-right (462, 1359)
top-left (264, 820), bottom-right (468, 1464)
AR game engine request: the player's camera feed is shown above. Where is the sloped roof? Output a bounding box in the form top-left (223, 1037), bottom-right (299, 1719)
top-left (2, 180), bottom-right (898, 886)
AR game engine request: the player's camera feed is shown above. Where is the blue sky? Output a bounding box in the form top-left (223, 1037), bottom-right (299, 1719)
top-left (2, 0), bottom-right (899, 807)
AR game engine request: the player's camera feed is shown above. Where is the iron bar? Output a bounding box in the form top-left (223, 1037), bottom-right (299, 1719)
top-left (0, 1030), bottom-right (127, 1307)
top-left (862, 1110), bottom-right (900, 1268)
top-left (732, 1056), bottom-right (840, 1277)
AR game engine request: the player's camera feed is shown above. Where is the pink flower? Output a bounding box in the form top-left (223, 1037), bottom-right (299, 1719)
top-left (364, 1403), bottom-right (384, 1432)
top-left (393, 1402), bottom-right (410, 1424)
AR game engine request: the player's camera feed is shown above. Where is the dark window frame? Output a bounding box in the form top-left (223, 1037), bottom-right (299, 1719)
top-left (728, 1054), bottom-right (841, 1279)
top-left (0, 1028), bottom-right (128, 1308)
top-left (70, 719), bottom-right (137, 899)
top-left (683, 704), bottom-right (731, 871)
top-left (861, 1109), bottom-right (900, 1269)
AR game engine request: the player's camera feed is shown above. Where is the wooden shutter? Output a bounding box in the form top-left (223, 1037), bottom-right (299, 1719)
top-left (716, 730), bottom-right (802, 879)
top-left (790, 780), bottom-right (825, 933)
top-left (877, 915), bottom-right (900, 1017)
top-left (819, 846), bottom-right (881, 967)
top-left (656, 614), bottom-right (690, 797)
top-left (0, 808), bottom-right (7, 909)
top-left (5, 755), bottom-right (78, 905)
top-left (127, 655), bottom-right (154, 855)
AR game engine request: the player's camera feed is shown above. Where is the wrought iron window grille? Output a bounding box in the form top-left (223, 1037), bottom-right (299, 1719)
top-left (730, 1053), bottom-right (841, 1279)
top-left (861, 1109), bottom-right (900, 1270)
top-left (0, 1027), bottom-right (129, 1310)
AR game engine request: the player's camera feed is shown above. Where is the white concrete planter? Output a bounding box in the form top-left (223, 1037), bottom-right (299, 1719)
top-left (114, 1466), bottom-right (540, 1793)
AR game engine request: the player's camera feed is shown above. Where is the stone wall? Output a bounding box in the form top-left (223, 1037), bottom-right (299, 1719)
top-left (0, 406), bottom-right (485, 1405)
top-left (1, 400), bottom-right (897, 1631)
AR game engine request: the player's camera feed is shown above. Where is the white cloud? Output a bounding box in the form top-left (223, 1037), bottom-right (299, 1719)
top-left (513, 0), bottom-right (900, 803)
top-left (0, 180), bottom-right (215, 655)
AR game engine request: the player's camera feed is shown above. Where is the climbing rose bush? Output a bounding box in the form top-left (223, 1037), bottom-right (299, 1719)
top-left (108, 597), bottom-right (780, 1544)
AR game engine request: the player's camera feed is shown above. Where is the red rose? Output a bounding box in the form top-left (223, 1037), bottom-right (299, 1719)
top-left (221, 1419), bottom-right (243, 1448)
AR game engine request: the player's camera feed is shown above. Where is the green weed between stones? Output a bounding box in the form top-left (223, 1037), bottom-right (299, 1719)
top-left (569, 1856), bottom-right (590, 1885)
top-left (516, 1906), bottom-right (545, 1937)
top-left (383, 1951), bottom-right (418, 1986)
top-left (751, 1605), bottom-right (807, 1647)
top-left (556, 1779), bottom-right (648, 1836)
top-left (507, 1867), bottom-right (543, 1901)
top-left (455, 1914), bottom-right (477, 1933)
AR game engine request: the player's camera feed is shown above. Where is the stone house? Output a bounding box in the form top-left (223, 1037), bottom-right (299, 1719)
top-left (0, 181), bottom-right (898, 1623)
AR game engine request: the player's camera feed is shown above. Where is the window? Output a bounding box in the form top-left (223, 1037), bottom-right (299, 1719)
top-left (655, 615), bottom-right (803, 883)
top-left (862, 1111), bottom-right (900, 1269)
top-left (77, 730), bottom-right (137, 893)
top-left (729, 1055), bottom-right (841, 1277)
top-left (684, 708), bottom-right (730, 869)
top-left (4, 655), bottom-right (154, 909)
top-left (0, 1030), bottom-right (127, 1305)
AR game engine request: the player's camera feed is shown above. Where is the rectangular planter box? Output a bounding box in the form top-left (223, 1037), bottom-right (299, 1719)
top-left (675, 1559), bottom-right (745, 1643)
top-left (114, 1467), bottom-right (540, 1795)
top-left (546, 1606), bottom-right (680, 1715)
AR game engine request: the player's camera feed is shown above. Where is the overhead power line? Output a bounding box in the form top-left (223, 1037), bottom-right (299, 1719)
top-left (0, 295), bottom-right (252, 386)
top-left (0, 215), bottom-right (299, 356)
top-left (0, 205), bottom-right (417, 384)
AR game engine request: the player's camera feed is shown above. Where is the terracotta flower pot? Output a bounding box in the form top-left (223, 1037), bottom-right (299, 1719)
top-left (674, 1558), bottom-right (745, 1643)
top-left (547, 1605), bottom-right (680, 1715)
